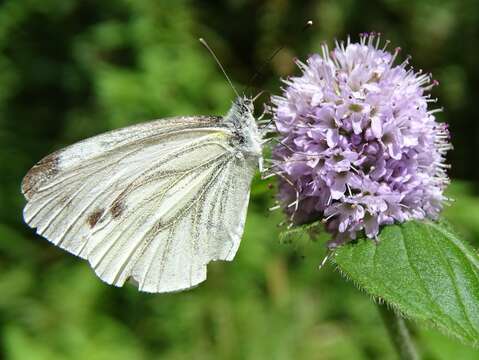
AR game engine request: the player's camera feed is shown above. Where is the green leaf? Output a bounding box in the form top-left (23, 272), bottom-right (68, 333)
top-left (333, 220), bottom-right (479, 347)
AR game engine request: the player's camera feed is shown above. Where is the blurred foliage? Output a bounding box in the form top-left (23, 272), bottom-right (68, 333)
top-left (1, 0), bottom-right (479, 358)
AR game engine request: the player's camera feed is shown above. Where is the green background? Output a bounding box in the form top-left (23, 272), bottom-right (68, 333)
top-left (1, 0), bottom-right (479, 358)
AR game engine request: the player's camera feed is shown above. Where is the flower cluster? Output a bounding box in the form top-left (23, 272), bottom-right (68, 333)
top-left (271, 34), bottom-right (452, 244)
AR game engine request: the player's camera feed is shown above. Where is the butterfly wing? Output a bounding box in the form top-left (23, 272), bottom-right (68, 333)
top-left (22, 116), bottom-right (257, 293)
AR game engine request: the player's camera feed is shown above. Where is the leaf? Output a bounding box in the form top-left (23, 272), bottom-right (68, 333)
top-left (333, 220), bottom-right (479, 347)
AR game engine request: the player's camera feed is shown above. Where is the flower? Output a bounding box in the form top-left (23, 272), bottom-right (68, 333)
top-left (270, 33), bottom-right (452, 244)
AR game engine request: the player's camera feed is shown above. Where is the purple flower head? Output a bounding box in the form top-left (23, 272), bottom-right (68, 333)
top-left (271, 34), bottom-right (452, 244)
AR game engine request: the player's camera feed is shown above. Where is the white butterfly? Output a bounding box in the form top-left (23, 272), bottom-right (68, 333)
top-left (21, 96), bottom-right (264, 293)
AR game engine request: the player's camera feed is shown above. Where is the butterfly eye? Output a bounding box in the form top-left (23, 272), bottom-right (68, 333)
top-left (239, 101), bottom-right (251, 113)
top-left (243, 99), bottom-right (253, 111)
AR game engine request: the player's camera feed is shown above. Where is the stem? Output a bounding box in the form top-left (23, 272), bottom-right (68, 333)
top-left (376, 302), bottom-right (420, 360)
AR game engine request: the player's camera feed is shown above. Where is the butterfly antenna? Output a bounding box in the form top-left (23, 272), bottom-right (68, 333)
top-left (247, 20), bottom-right (313, 93)
top-left (252, 90), bottom-right (265, 102)
top-left (199, 38), bottom-right (240, 98)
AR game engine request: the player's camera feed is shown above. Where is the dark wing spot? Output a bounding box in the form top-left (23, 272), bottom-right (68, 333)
top-left (87, 209), bottom-right (104, 228)
top-left (22, 151), bottom-right (60, 200)
top-left (110, 200), bottom-right (125, 219)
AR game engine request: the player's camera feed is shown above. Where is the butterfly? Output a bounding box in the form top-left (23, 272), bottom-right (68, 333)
top-left (21, 95), bottom-right (264, 293)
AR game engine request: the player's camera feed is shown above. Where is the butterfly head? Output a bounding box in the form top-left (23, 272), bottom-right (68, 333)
top-left (233, 96), bottom-right (255, 116)
top-left (226, 95), bottom-right (257, 128)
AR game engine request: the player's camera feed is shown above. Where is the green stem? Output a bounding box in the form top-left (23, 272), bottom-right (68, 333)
top-left (376, 302), bottom-right (420, 360)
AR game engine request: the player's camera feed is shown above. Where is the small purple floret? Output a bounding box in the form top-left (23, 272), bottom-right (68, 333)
top-left (271, 34), bottom-right (452, 244)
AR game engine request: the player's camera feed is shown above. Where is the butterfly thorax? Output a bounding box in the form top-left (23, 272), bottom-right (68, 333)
top-left (223, 97), bottom-right (263, 161)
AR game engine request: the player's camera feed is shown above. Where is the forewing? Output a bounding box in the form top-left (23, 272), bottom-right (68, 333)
top-left (22, 116), bottom-right (256, 293)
